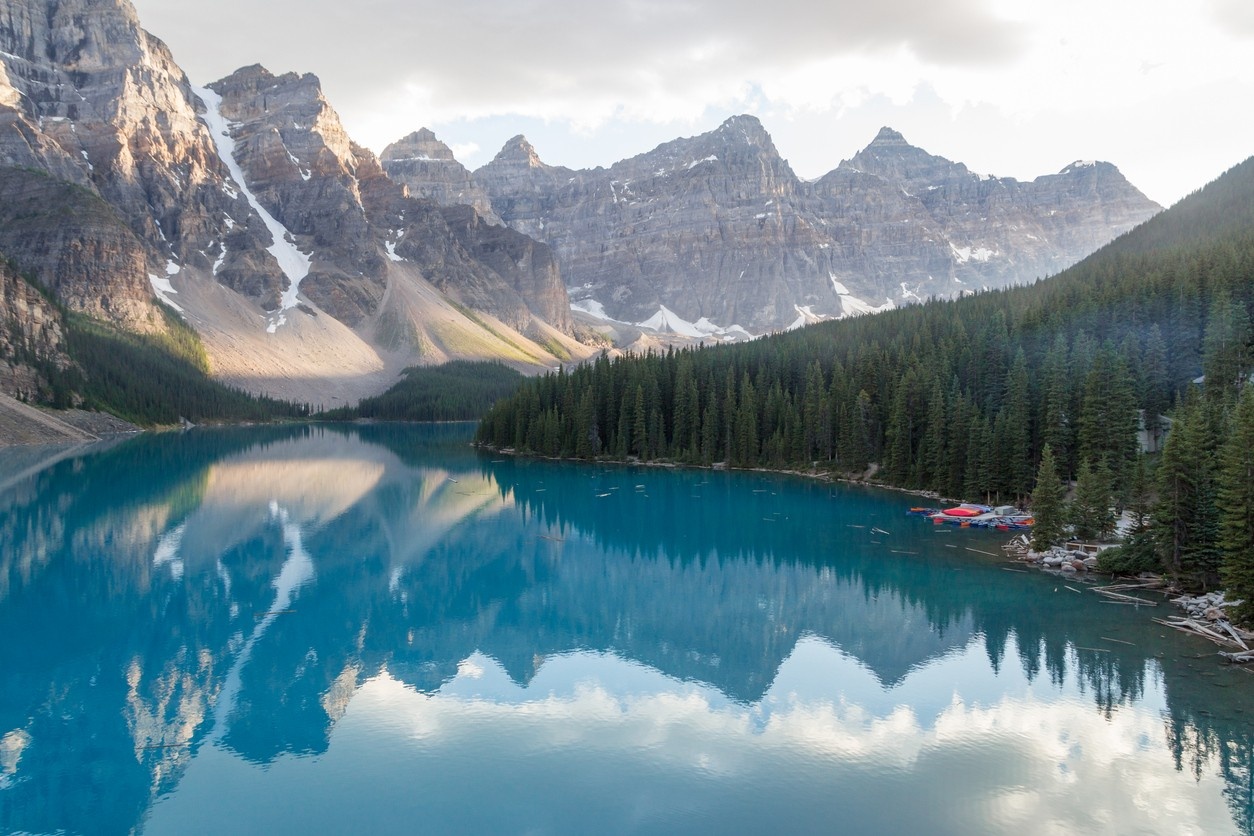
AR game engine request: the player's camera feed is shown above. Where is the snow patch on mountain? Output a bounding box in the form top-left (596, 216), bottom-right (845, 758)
top-left (831, 274), bottom-right (895, 318)
top-left (571, 298), bottom-right (611, 320)
top-left (638, 305), bottom-right (706, 338)
top-left (949, 243), bottom-right (996, 264)
top-left (148, 273), bottom-right (183, 313)
top-left (194, 84), bottom-right (311, 334)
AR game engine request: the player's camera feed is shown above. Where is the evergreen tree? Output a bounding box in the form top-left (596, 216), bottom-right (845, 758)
top-left (1219, 386), bottom-right (1254, 624)
top-left (1155, 396), bottom-right (1223, 585)
top-left (1140, 324), bottom-right (1170, 446)
top-left (1071, 457), bottom-right (1115, 541)
top-left (1076, 346), bottom-right (1139, 499)
top-left (632, 384), bottom-right (648, 459)
top-left (1202, 290), bottom-right (1251, 406)
top-left (1030, 444), bottom-right (1066, 551)
top-left (1001, 349), bottom-right (1034, 499)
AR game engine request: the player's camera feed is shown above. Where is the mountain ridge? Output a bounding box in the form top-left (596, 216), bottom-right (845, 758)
top-left (450, 115), bottom-right (1160, 333)
top-left (0, 0), bottom-right (1166, 421)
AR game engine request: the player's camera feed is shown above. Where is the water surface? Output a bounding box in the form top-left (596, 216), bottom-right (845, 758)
top-left (0, 424), bottom-right (1250, 835)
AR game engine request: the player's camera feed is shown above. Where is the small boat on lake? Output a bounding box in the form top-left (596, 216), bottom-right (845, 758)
top-left (906, 503), bottom-right (1034, 531)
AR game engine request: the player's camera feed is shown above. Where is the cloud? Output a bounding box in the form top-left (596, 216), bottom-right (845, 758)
top-left (1209, 0), bottom-right (1254, 35)
top-left (130, 0), bottom-right (1254, 204)
top-left (134, 0), bottom-right (1022, 133)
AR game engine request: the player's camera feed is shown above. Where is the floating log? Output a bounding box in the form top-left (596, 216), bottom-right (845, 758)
top-left (1092, 589), bottom-right (1158, 606)
top-left (965, 548), bottom-right (999, 557)
top-left (1101, 636), bottom-right (1135, 646)
top-left (1098, 581), bottom-right (1165, 592)
top-left (1219, 650), bottom-right (1254, 664)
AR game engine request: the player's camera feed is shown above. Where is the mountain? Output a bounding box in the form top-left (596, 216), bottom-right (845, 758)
top-left (0, 0), bottom-right (588, 410)
top-left (0, 0), bottom-right (1164, 418)
top-left (459, 117), bottom-right (1161, 334)
top-left (477, 153), bottom-right (1254, 505)
top-left (0, 257), bottom-right (70, 404)
top-left (382, 129), bottom-right (501, 224)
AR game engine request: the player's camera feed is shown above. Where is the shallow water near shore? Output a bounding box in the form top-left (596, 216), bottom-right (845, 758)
top-left (0, 423), bottom-right (1250, 835)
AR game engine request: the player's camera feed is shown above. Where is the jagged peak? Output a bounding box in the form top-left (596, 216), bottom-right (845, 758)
top-left (209, 64), bottom-right (322, 96)
top-left (871, 126), bottom-right (907, 144)
top-left (836, 126), bottom-right (968, 183)
top-left (1059, 159), bottom-right (1117, 176)
top-left (491, 134), bottom-right (546, 168)
top-left (720, 114), bottom-right (764, 130)
top-left (716, 114), bottom-right (773, 144)
top-left (382, 128), bottom-right (457, 163)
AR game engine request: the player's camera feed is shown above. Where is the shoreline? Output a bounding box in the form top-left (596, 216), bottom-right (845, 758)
top-left (476, 442), bottom-right (1254, 664)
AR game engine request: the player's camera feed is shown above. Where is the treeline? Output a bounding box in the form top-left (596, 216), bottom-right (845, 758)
top-left (65, 307), bottom-right (308, 425)
top-left (476, 157), bottom-right (1254, 606)
top-left (320, 361), bottom-right (524, 422)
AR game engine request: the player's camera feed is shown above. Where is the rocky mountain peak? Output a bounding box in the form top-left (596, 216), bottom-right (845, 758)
top-left (381, 128), bottom-right (500, 223)
top-left (717, 114), bottom-right (768, 140)
top-left (841, 126), bottom-right (973, 187)
top-left (870, 126), bottom-right (907, 145)
top-left (0, 0), bottom-right (274, 331)
top-left (383, 128), bottom-right (456, 163)
top-left (1058, 159), bottom-right (1118, 177)
top-left (493, 134), bottom-right (547, 169)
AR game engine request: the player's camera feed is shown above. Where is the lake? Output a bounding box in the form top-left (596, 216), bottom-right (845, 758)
top-left (0, 423), bottom-right (1250, 835)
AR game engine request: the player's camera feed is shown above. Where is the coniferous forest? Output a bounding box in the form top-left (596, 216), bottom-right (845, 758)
top-left (319, 361), bottom-right (525, 423)
top-left (65, 308), bottom-right (309, 425)
top-left (477, 157), bottom-right (1254, 610)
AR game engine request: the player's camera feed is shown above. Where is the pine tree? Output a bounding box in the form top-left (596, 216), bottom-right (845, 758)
top-left (1219, 386), bottom-right (1254, 624)
top-left (1077, 346), bottom-right (1138, 499)
top-left (1202, 290), bottom-right (1251, 406)
top-left (1000, 349), bottom-right (1033, 499)
top-left (1030, 444), bottom-right (1066, 551)
top-left (1155, 396), bottom-right (1223, 585)
top-left (1071, 457), bottom-right (1115, 541)
top-left (1140, 324), bottom-right (1170, 448)
top-left (632, 384), bottom-right (647, 459)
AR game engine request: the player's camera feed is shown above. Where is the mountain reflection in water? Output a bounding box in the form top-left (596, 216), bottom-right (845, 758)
top-left (0, 424), bottom-right (1249, 835)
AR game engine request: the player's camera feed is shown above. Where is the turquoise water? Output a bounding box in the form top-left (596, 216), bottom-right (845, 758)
top-left (0, 423), bottom-right (1250, 835)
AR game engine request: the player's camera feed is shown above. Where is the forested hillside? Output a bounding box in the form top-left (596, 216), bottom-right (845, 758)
top-left (477, 157), bottom-right (1254, 603)
top-left (320, 361), bottom-right (524, 422)
top-left (66, 308), bottom-right (310, 425)
top-left (2, 256), bottom-right (309, 425)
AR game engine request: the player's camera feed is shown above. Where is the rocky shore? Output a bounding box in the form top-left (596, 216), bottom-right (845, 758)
top-left (1000, 534), bottom-right (1254, 662)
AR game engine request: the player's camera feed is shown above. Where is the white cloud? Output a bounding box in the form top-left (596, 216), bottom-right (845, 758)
top-left (142, 640), bottom-right (1238, 835)
top-left (131, 0), bottom-right (1254, 205)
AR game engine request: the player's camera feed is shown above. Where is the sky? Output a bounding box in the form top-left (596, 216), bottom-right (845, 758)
top-left (131, 0), bottom-right (1254, 207)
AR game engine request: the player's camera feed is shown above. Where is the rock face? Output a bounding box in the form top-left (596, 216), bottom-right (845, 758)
top-left (0, 166), bottom-right (153, 325)
top-left (0, 258), bottom-right (70, 401)
top-left (828, 127), bottom-right (1162, 295)
top-left (205, 64), bottom-right (390, 322)
top-left (382, 129), bottom-right (501, 224)
top-left (390, 202), bottom-right (573, 335)
top-left (207, 65), bottom-right (573, 334)
top-left (0, 0), bottom-right (278, 329)
top-left (466, 117), bottom-right (1161, 333)
top-left (0, 0), bottom-right (581, 407)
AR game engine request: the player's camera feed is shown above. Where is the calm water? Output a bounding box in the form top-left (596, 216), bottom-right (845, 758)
top-left (0, 424), bottom-right (1250, 835)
